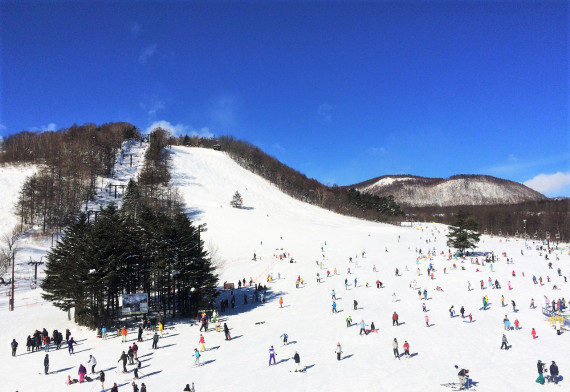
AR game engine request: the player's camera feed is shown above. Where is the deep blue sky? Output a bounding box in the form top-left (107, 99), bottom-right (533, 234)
top-left (1, 1), bottom-right (568, 196)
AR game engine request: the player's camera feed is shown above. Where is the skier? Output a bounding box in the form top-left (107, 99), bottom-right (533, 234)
top-left (67, 337), bottom-right (76, 355)
top-left (292, 351), bottom-right (302, 372)
top-left (353, 300), bottom-right (358, 310)
top-left (279, 297), bottom-right (283, 308)
top-left (449, 306), bottom-right (455, 317)
top-left (392, 312), bottom-right (399, 326)
top-left (332, 301), bottom-right (338, 313)
top-left (346, 315), bottom-right (352, 327)
top-left (118, 351), bottom-right (128, 373)
top-left (460, 306), bottom-right (465, 318)
top-left (199, 334), bottom-right (206, 352)
top-left (456, 366), bottom-right (469, 390)
top-left (549, 361), bottom-right (559, 384)
top-left (531, 328), bottom-right (537, 339)
top-left (280, 332), bottom-right (288, 345)
top-left (359, 320), bottom-right (366, 335)
top-left (403, 341), bottom-right (410, 358)
top-left (511, 300), bottom-right (516, 312)
top-left (422, 303), bottom-right (427, 312)
top-left (335, 342), bottom-right (342, 360)
top-left (500, 334), bottom-right (508, 350)
top-left (392, 338), bottom-right (400, 360)
top-left (268, 346), bottom-right (276, 365)
top-left (331, 290), bottom-right (336, 300)
top-left (152, 332), bottom-right (159, 349)
top-left (121, 326), bottom-right (128, 343)
top-left (425, 314), bottom-right (430, 327)
top-left (137, 325), bottom-right (143, 342)
top-left (44, 353), bottom-right (49, 375)
top-left (193, 348), bottom-right (200, 366)
top-left (88, 354), bottom-right (97, 373)
top-left (11, 338), bottom-right (18, 357)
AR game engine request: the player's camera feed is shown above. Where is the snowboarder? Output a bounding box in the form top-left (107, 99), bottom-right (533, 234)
top-left (268, 346), bottom-right (276, 365)
top-left (335, 342), bottom-right (342, 360)
top-left (403, 341), bottom-right (410, 358)
top-left (392, 338), bottom-right (400, 359)
top-left (88, 354), bottom-right (97, 373)
top-left (11, 338), bottom-right (18, 357)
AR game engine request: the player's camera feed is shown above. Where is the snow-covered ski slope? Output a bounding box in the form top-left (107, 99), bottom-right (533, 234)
top-left (1, 145), bottom-right (568, 392)
top-left (0, 164), bottom-right (37, 238)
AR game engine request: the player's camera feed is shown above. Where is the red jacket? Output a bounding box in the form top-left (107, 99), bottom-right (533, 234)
top-left (392, 313), bottom-right (398, 320)
top-left (403, 342), bottom-right (409, 351)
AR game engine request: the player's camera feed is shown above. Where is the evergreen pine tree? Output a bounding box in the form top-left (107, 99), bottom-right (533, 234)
top-left (446, 210), bottom-right (481, 254)
top-left (230, 191), bottom-right (243, 208)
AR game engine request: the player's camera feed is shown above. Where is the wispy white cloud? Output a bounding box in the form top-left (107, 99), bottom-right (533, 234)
top-left (0, 123), bottom-right (6, 131)
top-left (507, 154), bottom-right (518, 162)
top-left (30, 123), bottom-right (57, 132)
top-left (317, 103), bottom-right (333, 122)
top-left (139, 44), bottom-right (157, 64)
top-left (524, 172), bottom-right (570, 195)
top-left (146, 120), bottom-right (214, 138)
top-left (486, 154), bottom-right (569, 176)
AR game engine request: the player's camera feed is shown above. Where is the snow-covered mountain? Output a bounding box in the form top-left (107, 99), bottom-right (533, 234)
top-left (352, 174), bottom-right (546, 207)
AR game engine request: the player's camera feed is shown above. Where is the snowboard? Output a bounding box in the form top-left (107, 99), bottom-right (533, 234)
top-left (255, 321), bottom-right (265, 325)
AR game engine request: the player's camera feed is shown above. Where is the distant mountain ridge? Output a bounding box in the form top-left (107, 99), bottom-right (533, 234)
top-left (350, 174), bottom-right (547, 207)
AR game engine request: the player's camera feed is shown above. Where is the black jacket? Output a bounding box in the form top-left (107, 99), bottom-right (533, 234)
top-left (550, 364), bottom-right (559, 376)
top-left (100, 371), bottom-right (105, 382)
top-left (11, 340), bottom-right (18, 349)
top-left (293, 353), bottom-right (300, 363)
top-left (44, 355), bottom-right (49, 366)
top-left (537, 362), bottom-right (545, 374)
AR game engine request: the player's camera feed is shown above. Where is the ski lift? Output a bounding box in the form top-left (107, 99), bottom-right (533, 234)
top-left (533, 232), bottom-right (538, 239)
top-left (555, 232), bottom-right (560, 240)
top-left (546, 232), bottom-right (550, 240)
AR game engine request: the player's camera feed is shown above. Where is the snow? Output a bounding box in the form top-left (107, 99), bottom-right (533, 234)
top-left (0, 164), bottom-right (37, 238)
top-left (1, 145), bottom-right (568, 392)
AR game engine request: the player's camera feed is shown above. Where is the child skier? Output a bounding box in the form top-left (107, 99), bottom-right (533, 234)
top-left (269, 346), bottom-right (276, 365)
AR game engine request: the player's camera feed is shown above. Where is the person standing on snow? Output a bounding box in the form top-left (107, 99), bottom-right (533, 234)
top-left (425, 314), bottom-right (430, 327)
top-left (11, 338), bottom-right (18, 357)
top-left (353, 300), bottom-right (358, 310)
top-left (460, 306), bottom-right (465, 318)
top-left (500, 334), bottom-right (508, 350)
top-left (332, 301), bottom-right (338, 313)
top-left (331, 290), bottom-right (336, 300)
top-left (44, 353), bottom-right (49, 375)
top-left (292, 351), bottom-right (302, 372)
top-left (268, 346), bottom-right (277, 365)
top-left (199, 334), bottom-right (206, 352)
top-left (193, 348), bottom-right (200, 366)
top-left (99, 370), bottom-right (105, 390)
top-left (456, 366), bottom-right (468, 390)
top-left (224, 323), bottom-right (231, 340)
top-left (335, 343), bottom-right (342, 360)
top-left (88, 354), bottom-right (97, 373)
top-left (280, 333), bottom-right (288, 345)
top-left (392, 312), bottom-right (399, 326)
top-left (536, 360), bottom-right (546, 385)
top-left (152, 332), bottom-right (159, 349)
top-left (392, 338), bottom-right (400, 359)
top-left (346, 315), bottom-right (352, 327)
top-left (67, 337), bottom-right (76, 355)
top-left (118, 351), bottom-right (128, 373)
top-left (549, 361), bottom-right (559, 384)
top-left (359, 320), bottom-right (366, 335)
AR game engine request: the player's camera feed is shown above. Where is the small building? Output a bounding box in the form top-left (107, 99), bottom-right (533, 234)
top-left (213, 144), bottom-right (221, 151)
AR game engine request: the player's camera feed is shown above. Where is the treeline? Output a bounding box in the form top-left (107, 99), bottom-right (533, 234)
top-left (41, 199), bottom-right (217, 328)
top-left (169, 135), bottom-right (404, 222)
top-left (406, 199), bottom-right (569, 242)
top-left (1, 123), bottom-right (140, 233)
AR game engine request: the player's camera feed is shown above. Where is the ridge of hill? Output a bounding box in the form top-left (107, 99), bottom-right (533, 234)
top-left (350, 174), bottom-right (547, 207)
